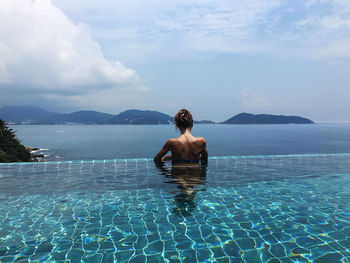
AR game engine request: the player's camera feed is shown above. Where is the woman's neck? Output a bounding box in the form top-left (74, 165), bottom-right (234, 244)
top-left (180, 128), bottom-right (192, 135)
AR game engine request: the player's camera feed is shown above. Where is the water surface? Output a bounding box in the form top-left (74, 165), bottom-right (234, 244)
top-left (0, 154), bottom-right (349, 262)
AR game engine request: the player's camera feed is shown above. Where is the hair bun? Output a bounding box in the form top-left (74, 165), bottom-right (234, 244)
top-left (174, 108), bottom-right (193, 130)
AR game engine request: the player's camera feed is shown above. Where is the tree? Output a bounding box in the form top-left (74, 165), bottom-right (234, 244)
top-left (0, 119), bottom-right (31, 162)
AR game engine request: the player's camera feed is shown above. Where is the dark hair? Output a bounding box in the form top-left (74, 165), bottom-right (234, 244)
top-left (174, 109), bottom-right (193, 130)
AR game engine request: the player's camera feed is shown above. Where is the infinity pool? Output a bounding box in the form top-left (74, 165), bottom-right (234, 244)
top-left (1, 154), bottom-right (350, 262)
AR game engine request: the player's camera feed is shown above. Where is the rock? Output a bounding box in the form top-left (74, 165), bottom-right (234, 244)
top-left (25, 146), bottom-right (40, 151)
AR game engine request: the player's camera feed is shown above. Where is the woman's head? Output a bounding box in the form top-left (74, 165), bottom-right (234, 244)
top-left (174, 109), bottom-right (193, 130)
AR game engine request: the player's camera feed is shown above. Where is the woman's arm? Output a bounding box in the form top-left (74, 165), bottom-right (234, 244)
top-left (161, 155), bottom-right (172, 161)
top-left (200, 138), bottom-right (208, 163)
top-left (153, 140), bottom-right (172, 163)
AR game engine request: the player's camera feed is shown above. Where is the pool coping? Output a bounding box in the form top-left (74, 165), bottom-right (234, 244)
top-left (1, 153), bottom-right (350, 166)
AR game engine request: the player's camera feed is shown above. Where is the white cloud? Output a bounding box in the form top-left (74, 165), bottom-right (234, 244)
top-left (51, 0), bottom-right (350, 61)
top-left (51, 0), bottom-right (284, 59)
top-left (238, 87), bottom-right (271, 110)
top-left (288, 0), bottom-right (350, 59)
top-left (0, 0), bottom-right (137, 93)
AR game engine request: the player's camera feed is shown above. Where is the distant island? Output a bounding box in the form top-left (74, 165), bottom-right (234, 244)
top-left (0, 106), bottom-right (314, 125)
top-left (109, 109), bottom-right (172, 124)
top-left (0, 106), bottom-right (216, 125)
top-left (222, 113), bottom-right (314, 124)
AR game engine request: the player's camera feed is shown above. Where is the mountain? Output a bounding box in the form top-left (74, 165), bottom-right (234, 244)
top-left (108, 110), bottom-right (173, 124)
top-left (0, 105), bottom-right (217, 125)
top-left (0, 106), bottom-right (113, 124)
top-left (0, 105), bottom-right (59, 124)
top-left (65, 111), bottom-right (114, 123)
top-left (222, 113), bottom-right (314, 124)
top-left (38, 111), bottom-right (114, 124)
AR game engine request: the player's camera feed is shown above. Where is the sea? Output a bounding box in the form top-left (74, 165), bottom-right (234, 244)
top-left (10, 123), bottom-right (350, 161)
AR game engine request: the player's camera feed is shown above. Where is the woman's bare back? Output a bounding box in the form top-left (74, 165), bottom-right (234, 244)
top-left (168, 134), bottom-right (206, 161)
top-left (154, 131), bottom-right (208, 164)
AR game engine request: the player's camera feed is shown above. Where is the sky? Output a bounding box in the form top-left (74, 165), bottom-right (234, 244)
top-left (0, 0), bottom-right (350, 122)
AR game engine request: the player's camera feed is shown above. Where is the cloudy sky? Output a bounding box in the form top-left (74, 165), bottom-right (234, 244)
top-left (0, 0), bottom-right (349, 122)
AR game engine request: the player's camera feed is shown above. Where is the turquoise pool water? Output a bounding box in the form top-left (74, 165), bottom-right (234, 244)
top-left (1, 154), bottom-right (350, 262)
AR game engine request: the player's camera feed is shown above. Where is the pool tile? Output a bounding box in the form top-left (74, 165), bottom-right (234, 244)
top-left (1, 154), bottom-right (350, 262)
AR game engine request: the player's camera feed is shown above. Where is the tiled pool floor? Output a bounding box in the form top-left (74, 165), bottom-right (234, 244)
top-left (0, 154), bottom-right (350, 262)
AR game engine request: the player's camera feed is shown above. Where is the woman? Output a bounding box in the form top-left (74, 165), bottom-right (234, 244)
top-left (153, 109), bottom-right (208, 165)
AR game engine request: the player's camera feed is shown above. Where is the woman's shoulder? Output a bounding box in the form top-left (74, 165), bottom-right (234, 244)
top-left (194, 136), bottom-right (206, 145)
top-left (195, 136), bottom-right (206, 141)
top-left (165, 138), bottom-right (179, 146)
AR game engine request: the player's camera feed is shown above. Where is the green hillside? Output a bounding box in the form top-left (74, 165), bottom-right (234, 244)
top-left (0, 119), bottom-right (31, 162)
